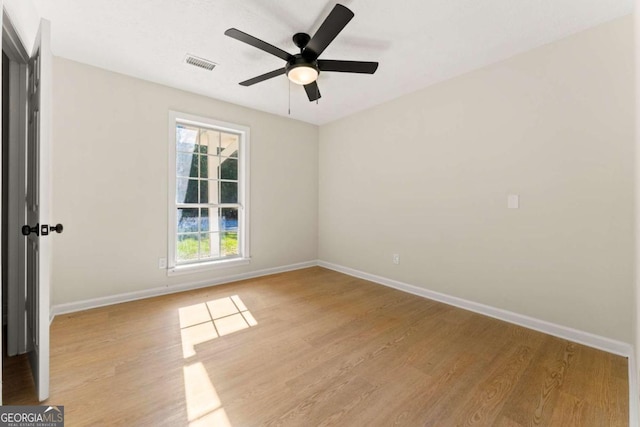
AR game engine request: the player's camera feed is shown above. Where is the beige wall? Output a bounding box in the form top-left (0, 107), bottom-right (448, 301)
top-left (319, 16), bottom-right (634, 342)
top-left (51, 57), bottom-right (319, 304)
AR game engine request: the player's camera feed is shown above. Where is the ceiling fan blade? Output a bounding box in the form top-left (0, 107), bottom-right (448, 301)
top-left (225, 28), bottom-right (293, 62)
top-left (304, 4), bottom-right (354, 59)
top-left (239, 68), bottom-right (286, 86)
top-left (317, 60), bottom-right (378, 74)
top-left (304, 81), bottom-right (321, 102)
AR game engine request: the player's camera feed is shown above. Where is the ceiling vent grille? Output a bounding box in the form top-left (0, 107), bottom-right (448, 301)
top-left (185, 54), bottom-right (217, 71)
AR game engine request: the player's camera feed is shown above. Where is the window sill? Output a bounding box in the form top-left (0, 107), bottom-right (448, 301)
top-left (167, 257), bottom-right (251, 276)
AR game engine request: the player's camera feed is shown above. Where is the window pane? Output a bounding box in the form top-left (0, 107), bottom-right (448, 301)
top-left (177, 234), bottom-right (199, 262)
top-left (220, 157), bottom-right (237, 180)
top-left (177, 126), bottom-right (198, 153)
top-left (221, 232), bottom-right (238, 257)
top-left (200, 233), bottom-right (221, 259)
top-left (200, 208), bottom-right (216, 233)
top-left (196, 131), bottom-right (206, 155)
top-left (198, 129), bottom-right (220, 154)
top-left (220, 208), bottom-right (238, 231)
top-left (177, 178), bottom-right (199, 204)
top-left (199, 180), bottom-right (219, 204)
top-left (221, 182), bottom-right (238, 203)
top-left (221, 133), bottom-right (238, 157)
top-left (200, 155), bottom-right (220, 180)
top-left (199, 180), bottom-right (208, 204)
top-left (177, 152), bottom-right (198, 178)
top-left (177, 208), bottom-right (198, 233)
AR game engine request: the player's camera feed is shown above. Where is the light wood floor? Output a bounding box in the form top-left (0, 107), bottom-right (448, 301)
top-left (3, 267), bottom-right (629, 426)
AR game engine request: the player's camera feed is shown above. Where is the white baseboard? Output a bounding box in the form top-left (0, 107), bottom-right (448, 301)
top-left (317, 260), bottom-right (633, 358)
top-left (54, 258), bottom-right (634, 357)
top-left (51, 260), bottom-right (317, 317)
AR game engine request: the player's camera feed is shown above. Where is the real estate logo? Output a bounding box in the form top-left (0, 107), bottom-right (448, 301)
top-left (0, 406), bottom-right (64, 427)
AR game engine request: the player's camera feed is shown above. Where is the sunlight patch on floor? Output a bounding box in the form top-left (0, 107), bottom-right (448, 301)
top-left (181, 321), bottom-right (218, 358)
top-left (183, 362), bottom-right (231, 426)
top-left (178, 295), bottom-right (257, 358)
top-left (206, 298), bottom-right (239, 318)
top-left (179, 302), bottom-right (211, 328)
top-left (179, 294), bottom-right (257, 426)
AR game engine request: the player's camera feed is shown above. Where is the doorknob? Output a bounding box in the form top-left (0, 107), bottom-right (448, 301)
top-left (22, 224), bottom-right (39, 236)
top-left (49, 224), bottom-right (63, 233)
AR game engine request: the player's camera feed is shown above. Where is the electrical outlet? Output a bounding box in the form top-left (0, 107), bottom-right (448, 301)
top-left (158, 258), bottom-right (167, 269)
top-left (393, 254), bottom-right (400, 265)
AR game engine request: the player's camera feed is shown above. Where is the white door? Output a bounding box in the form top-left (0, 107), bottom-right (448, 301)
top-left (24, 18), bottom-right (53, 402)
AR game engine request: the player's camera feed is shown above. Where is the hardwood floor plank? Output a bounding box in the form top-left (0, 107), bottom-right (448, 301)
top-left (445, 343), bottom-right (535, 426)
top-left (379, 352), bottom-right (481, 425)
top-left (562, 342), bottom-right (629, 423)
top-left (2, 267), bottom-right (628, 426)
top-left (496, 338), bottom-right (575, 425)
top-left (547, 392), bottom-right (606, 427)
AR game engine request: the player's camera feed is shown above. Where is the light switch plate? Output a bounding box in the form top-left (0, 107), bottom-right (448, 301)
top-left (507, 194), bottom-right (519, 209)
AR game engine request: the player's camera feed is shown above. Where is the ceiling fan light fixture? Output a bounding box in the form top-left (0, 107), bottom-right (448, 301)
top-left (225, 4), bottom-right (377, 102)
top-left (287, 64), bottom-right (318, 85)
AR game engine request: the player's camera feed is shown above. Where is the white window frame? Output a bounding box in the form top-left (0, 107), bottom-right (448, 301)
top-left (167, 111), bottom-right (250, 275)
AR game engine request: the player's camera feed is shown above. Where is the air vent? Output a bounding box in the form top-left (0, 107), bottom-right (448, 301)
top-left (184, 54), bottom-right (217, 71)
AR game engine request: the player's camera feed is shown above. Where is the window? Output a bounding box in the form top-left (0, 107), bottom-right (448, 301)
top-left (168, 111), bottom-right (250, 274)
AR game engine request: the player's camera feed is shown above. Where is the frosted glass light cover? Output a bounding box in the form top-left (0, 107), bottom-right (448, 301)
top-left (287, 66), bottom-right (318, 85)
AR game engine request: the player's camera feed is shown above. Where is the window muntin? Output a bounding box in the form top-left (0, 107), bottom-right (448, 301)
top-left (169, 112), bottom-right (249, 272)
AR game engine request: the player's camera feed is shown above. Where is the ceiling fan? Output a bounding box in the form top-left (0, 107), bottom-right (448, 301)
top-left (224, 3), bottom-right (379, 102)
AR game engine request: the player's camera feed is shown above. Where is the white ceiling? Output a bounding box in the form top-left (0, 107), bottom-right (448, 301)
top-left (32, 0), bottom-right (633, 125)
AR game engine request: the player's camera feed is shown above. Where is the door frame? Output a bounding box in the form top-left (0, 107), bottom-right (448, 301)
top-left (4, 7), bottom-right (30, 358)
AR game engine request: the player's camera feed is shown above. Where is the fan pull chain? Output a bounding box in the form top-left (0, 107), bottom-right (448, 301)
top-left (288, 80), bottom-right (291, 115)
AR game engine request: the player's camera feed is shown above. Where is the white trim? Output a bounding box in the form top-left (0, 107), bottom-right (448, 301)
top-left (50, 260), bottom-right (316, 317)
top-left (317, 260), bottom-right (633, 357)
top-left (628, 349), bottom-right (638, 427)
top-left (168, 257), bottom-right (251, 276)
